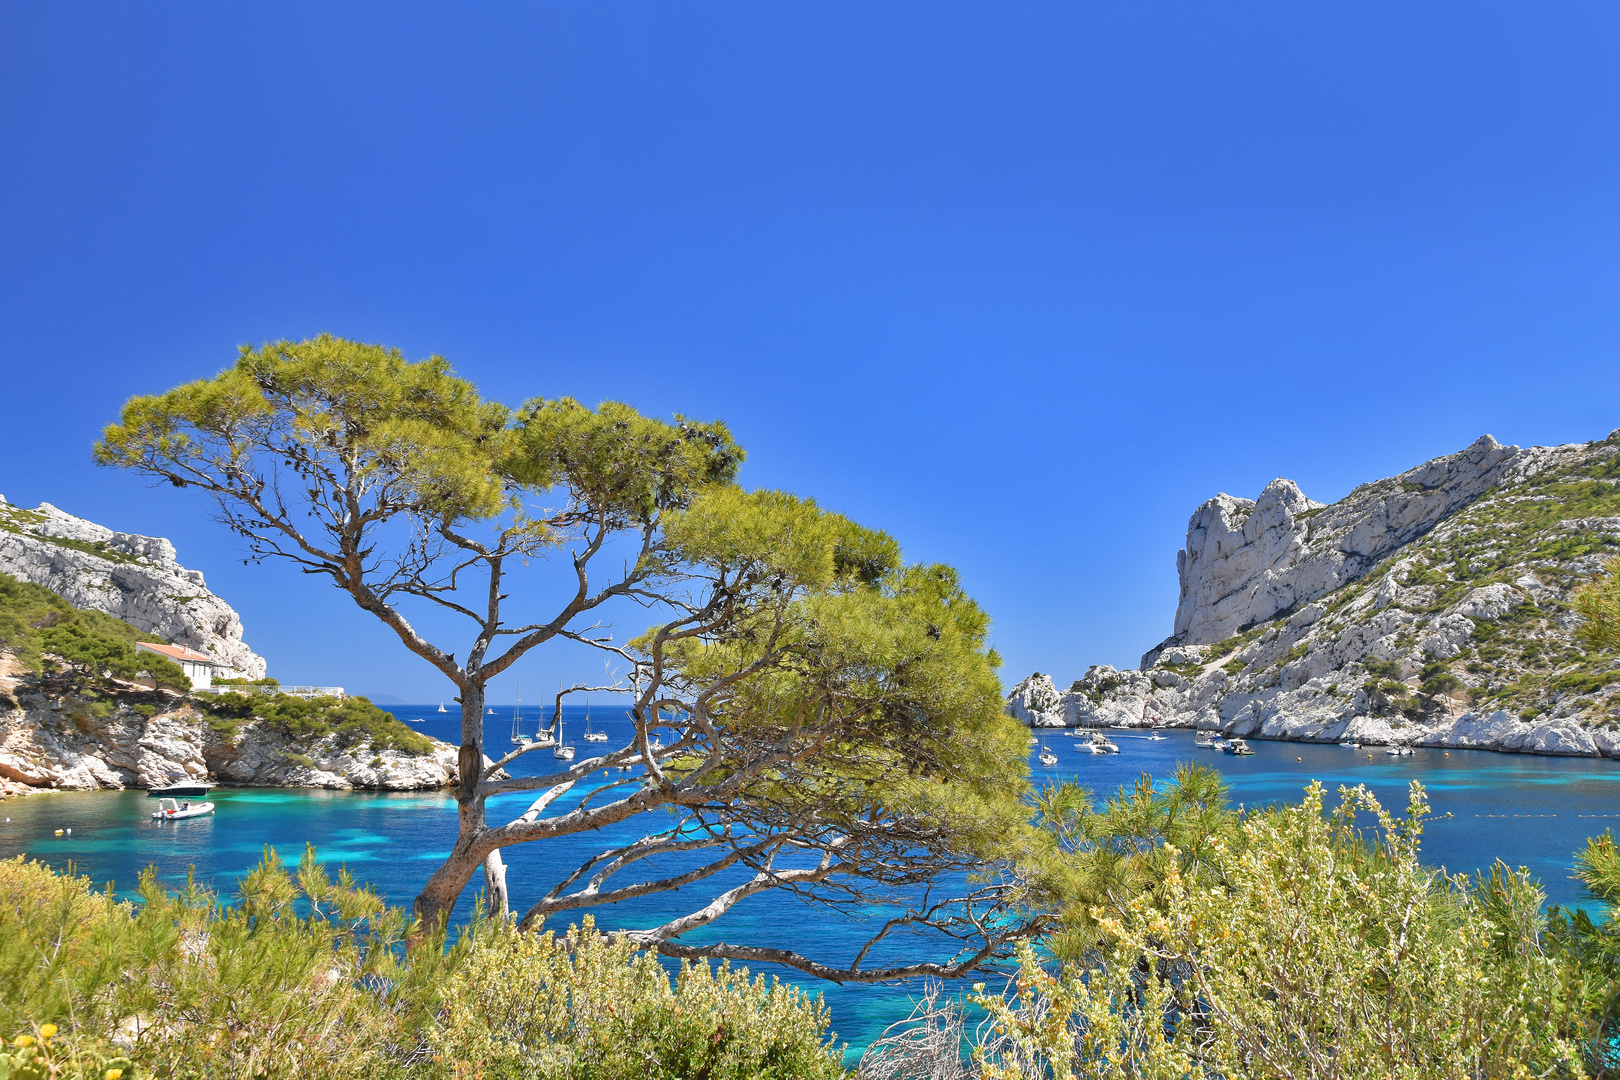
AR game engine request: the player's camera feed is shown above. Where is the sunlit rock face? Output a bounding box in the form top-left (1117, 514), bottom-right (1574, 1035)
top-left (1009, 432), bottom-right (1620, 759)
top-left (1163, 435), bottom-right (1530, 655)
top-left (0, 496), bottom-right (266, 678)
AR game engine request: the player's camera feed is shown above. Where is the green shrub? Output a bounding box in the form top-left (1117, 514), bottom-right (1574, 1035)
top-left (970, 783), bottom-right (1592, 1079)
top-left (0, 850), bottom-right (848, 1080)
top-left (433, 918), bottom-right (846, 1080)
top-left (203, 693), bottom-right (434, 756)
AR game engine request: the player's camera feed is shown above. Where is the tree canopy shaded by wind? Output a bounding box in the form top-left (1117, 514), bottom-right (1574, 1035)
top-left (96, 335), bottom-right (1043, 981)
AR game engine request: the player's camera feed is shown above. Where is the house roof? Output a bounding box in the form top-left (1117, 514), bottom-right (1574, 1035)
top-left (136, 641), bottom-right (226, 666)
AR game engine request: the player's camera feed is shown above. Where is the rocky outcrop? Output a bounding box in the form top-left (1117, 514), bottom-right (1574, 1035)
top-left (1153, 435), bottom-right (1537, 659)
top-left (0, 497), bottom-right (266, 678)
top-left (0, 669), bottom-right (459, 798)
top-left (1014, 431), bottom-right (1620, 759)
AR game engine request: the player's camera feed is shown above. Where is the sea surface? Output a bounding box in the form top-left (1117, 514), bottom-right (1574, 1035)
top-left (4, 705), bottom-right (1619, 1054)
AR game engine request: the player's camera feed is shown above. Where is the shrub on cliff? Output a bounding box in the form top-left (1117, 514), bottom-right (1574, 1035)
top-left (0, 572), bottom-right (189, 690)
top-left (202, 691), bottom-right (436, 756)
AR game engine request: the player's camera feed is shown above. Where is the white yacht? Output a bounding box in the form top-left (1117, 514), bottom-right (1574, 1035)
top-left (1339, 740), bottom-right (1361, 749)
top-left (1194, 731), bottom-right (1222, 749)
top-left (1147, 729), bottom-right (1168, 741)
top-left (1223, 738), bottom-right (1255, 756)
top-left (553, 720), bottom-right (575, 761)
top-left (582, 700), bottom-right (609, 742)
top-left (510, 685), bottom-right (530, 746)
top-left (1038, 745), bottom-right (1058, 766)
top-left (148, 775), bottom-right (216, 799)
top-left (1087, 731), bottom-right (1121, 755)
top-left (1385, 745), bottom-right (1414, 756)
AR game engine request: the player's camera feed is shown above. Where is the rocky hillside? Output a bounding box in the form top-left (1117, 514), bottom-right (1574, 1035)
top-left (1008, 431), bottom-right (1620, 757)
top-left (0, 655), bottom-right (459, 798)
top-left (0, 496), bottom-right (265, 678)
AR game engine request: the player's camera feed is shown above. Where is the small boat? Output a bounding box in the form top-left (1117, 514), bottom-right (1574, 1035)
top-left (148, 776), bottom-right (215, 799)
top-left (487, 707), bottom-right (495, 715)
top-left (151, 798), bottom-right (214, 821)
top-left (510, 686), bottom-right (532, 746)
top-left (407, 716), bottom-right (426, 723)
top-left (1223, 738), bottom-right (1255, 756)
top-left (1147, 729), bottom-right (1168, 741)
top-left (648, 736), bottom-right (665, 752)
top-left (582, 701), bottom-right (609, 742)
top-left (1087, 731), bottom-right (1121, 755)
top-left (1385, 746), bottom-right (1414, 756)
top-left (1038, 745), bottom-right (1058, 766)
top-left (553, 720), bottom-right (575, 761)
top-left (1339, 740), bottom-right (1360, 748)
top-left (437, 703), bottom-right (447, 713)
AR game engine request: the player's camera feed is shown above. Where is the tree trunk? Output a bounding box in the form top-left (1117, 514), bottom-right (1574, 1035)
top-left (413, 680), bottom-right (491, 927)
top-left (482, 848), bottom-right (509, 921)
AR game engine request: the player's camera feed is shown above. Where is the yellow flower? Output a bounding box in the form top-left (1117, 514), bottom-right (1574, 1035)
top-left (38, 1024), bottom-right (57, 1039)
top-left (106, 1069), bottom-right (124, 1080)
top-left (13, 1035), bottom-right (35, 1047)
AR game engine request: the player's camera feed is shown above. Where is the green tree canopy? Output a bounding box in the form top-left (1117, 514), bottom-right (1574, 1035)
top-left (96, 335), bottom-right (1042, 981)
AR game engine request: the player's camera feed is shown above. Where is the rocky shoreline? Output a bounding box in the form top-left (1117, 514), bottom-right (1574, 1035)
top-left (0, 669), bottom-right (461, 799)
top-left (1007, 670), bottom-right (1620, 759)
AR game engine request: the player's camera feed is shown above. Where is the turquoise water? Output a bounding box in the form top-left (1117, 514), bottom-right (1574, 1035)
top-left (4, 706), bottom-right (1619, 1052)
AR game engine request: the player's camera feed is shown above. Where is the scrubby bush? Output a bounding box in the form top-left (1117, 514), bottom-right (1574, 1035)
top-left (0, 849), bottom-right (851, 1080)
top-left (203, 692), bottom-right (435, 756)
top-left (967, 782), bottom-right (1595, 1079)
top-left (433, 919), bottom-right (846, 1080)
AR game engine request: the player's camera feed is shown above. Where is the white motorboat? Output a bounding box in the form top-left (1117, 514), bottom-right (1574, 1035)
top-left (1194, 731), bottom-right (1222, 749)
top-left (1038, 745), bottom-right (1058, 766)
top-left (151, 798), bottom-right (214, 821)
top-left (487, 707), bottom-right (495, 715)
top-left (1147, 730), bottom-right (1168, 741)
top-left (1385, 746), bottom-right (1414, 756)
top-left (1085, 731), bottom-right (1120, 755)
top-left (1223, 738), bottom-right (1255, 756)
top-left (148, 776), bottom-right (215, 799)
top-left (1339, 741), bottom-right (1361, 749)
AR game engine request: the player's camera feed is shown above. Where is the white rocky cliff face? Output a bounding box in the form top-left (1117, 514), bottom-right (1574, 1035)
top-left (1158, 435), bottom-right (1532, 656)
top-left (1012, 432), bottom-right (1620, 759)
top-left (0, 496), bottom-right (266, 678)
top-left (0, 660), bottom-right (460, 798)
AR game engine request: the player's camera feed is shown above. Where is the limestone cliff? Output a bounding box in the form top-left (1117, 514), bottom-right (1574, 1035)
top-left (0, 497), bottom-right (265, 678)
top-left (0, 661), bottom-right (459, 798)
top-left (1011, 431), bottom-right (1620, 757)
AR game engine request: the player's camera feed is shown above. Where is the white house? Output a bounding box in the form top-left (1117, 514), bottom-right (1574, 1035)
top-left (135, 642), bottom-right (241, 691)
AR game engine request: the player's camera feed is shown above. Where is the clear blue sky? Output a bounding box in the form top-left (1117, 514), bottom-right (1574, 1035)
top-left (2, 3), bottom-right (1617, 702)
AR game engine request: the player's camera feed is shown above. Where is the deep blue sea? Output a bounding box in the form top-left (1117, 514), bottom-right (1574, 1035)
top-left (4, 705), bottom-right (1619, 1054)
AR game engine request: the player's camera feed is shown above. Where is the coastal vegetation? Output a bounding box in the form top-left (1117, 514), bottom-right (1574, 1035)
top-left (0, 572), bottom-right (189, 694)
top-left (95, 336), bottom-right (1041, 980)
top-left (200, 692), bottom-right (435, 756)
top-left (5, 770), bottom-right (1620, 1077)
